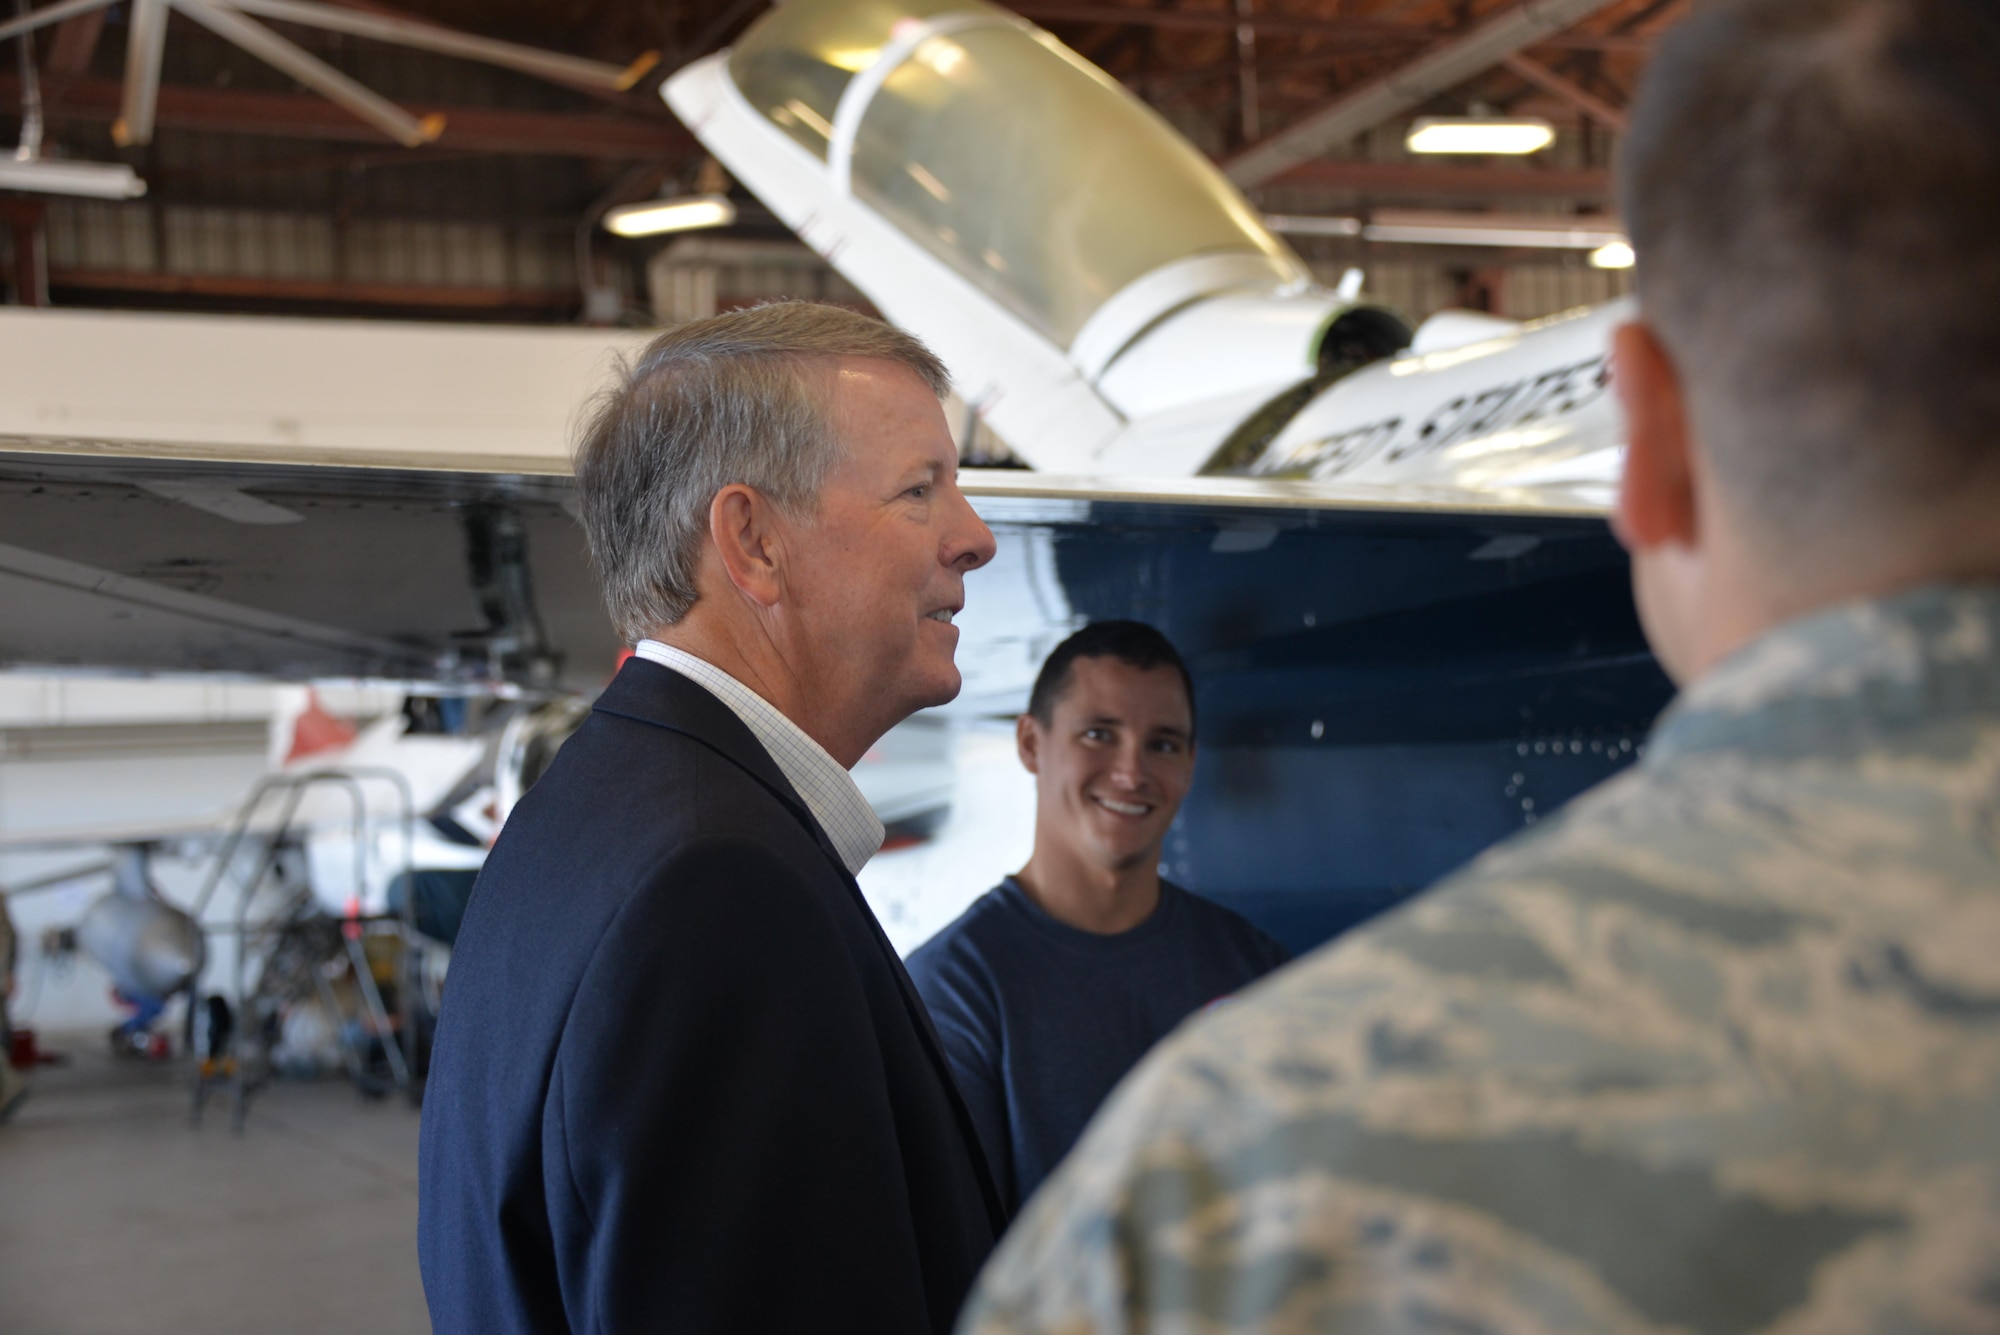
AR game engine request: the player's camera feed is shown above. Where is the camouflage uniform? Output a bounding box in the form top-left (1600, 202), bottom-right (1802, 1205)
top-left (961, 584), bottom-right (2000, 1335)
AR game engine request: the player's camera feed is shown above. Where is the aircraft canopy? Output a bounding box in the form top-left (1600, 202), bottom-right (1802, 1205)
top-left (728, 0), bottom-right (1299, 347)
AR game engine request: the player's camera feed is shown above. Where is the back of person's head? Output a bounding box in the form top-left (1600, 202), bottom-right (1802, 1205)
top-left (1621, 0), bottom-right (2000, 567)
top-left (1027, 621), bottom-right (1196, 733)
top-left (573, 301), bottom-right (950, 642)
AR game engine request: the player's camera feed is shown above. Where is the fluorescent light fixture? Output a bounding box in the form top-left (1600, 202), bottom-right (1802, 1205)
top-left (0, 156), bottom-right (147, 199)
top-left (1267, 209), bottom-right (1626, 252)
top-left (1406, 116), bottom-right (1556, 156)
top-left (1262, 213), bottom-right (1363, 238)
top-left (1590, 240), bottom-right (1636, 269)
top-left (819, 46), bottom-right (879, 72)
top-left (1365, 212), bottom-right (1624, 249)
top-left (602, 193), bottom-right (736, 238)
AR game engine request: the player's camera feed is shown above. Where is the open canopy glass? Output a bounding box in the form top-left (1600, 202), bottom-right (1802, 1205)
top-left (727, 0), bottom-right (1301, 348)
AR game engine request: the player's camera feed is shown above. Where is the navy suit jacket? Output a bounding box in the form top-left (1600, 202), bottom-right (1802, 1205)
top-left (418, 660), bottom-right (1005, 1334)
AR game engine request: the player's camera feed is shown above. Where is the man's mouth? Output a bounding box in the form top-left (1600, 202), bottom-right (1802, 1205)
top-left (1092, 795), bottom-right (1152, 818)
top-left (925, 608), bottom-right (957, 624)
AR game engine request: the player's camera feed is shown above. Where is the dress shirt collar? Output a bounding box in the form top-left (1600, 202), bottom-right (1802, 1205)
top-left (631, 640), bottom-right (884, 876)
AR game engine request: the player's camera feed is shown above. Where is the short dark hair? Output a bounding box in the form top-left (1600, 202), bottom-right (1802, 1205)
top-left (1620, 0), bottom-right (2000, 550)
top-left (1027, 621), bottom-right (1196, 735)
top-left (572, 301), bottom-right (950, 641)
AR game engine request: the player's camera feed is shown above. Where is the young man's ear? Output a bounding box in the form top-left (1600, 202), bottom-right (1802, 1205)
top-left (707, 484), bottom-right (785, 608)
top-left (1611, 321), bottom-right (1699, 554)
top-left (1015, 712), bottom-right (1043, 776)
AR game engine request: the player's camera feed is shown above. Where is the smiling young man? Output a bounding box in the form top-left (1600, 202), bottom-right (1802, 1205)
top-left (906, 621), bottom-right (1289, 1216)
top-left (419, 302), bottom-right (1004, 1335)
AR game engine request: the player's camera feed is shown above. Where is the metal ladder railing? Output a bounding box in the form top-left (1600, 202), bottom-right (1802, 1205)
top-left (188, 766), bottom-right (415, 1131)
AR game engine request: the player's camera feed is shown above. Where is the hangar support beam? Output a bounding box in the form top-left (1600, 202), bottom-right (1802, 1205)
top-left (1268, 159), bottom-right (1611, 199)
top-left (1009, 4), bottom-right (1431, 44)
top-left (1008, 3), bottom-right (1649, 52)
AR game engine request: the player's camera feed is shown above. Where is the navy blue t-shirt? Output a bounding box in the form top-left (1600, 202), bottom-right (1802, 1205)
top-left (906, 877), bottom-right (1290, 1214)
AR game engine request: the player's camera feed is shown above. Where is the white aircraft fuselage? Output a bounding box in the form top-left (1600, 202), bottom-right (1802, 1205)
top-left (663, 0), bottom-right (1627, 512)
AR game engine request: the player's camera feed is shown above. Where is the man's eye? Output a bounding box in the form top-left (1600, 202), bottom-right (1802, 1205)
top-left (1082, 727), bottom-right (1112, 742)
top-left (905, 485), bottom-right (930, 500)
top-left (1150, 740), bottom-right (1183, 754)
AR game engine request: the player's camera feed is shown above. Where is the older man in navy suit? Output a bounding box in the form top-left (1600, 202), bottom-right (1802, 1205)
top-left (419, 302), bottom-right (1003, 1334)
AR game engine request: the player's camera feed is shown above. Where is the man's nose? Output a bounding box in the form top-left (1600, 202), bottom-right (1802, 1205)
top-left (1107, 743), bottom-right (1146, 789)
top-left (946, 488), bottom-right (997, 572)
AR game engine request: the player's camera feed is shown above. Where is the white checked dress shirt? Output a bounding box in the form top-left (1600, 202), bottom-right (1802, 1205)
top-left (632, 640), bottom-right (884, 876)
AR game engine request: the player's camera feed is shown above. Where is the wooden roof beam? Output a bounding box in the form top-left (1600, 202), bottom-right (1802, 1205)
top-left (0, 75), bottom-right (691, 157)
top-left (1502, 52), bottom-right (1627, 131)
top-left (38, 268), bottom-right (581, 312)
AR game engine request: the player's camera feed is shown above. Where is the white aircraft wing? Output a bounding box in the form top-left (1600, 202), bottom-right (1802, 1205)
top-left (0, 307), bottom-right (647, 689)
top-left (0, 813), bottom-right (238, 854)
top-left (0, 718), bottom-right (487, 854)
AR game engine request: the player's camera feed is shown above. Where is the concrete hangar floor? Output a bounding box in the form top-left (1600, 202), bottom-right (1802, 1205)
top-left (0, 1045), bottom-right (427, 1335)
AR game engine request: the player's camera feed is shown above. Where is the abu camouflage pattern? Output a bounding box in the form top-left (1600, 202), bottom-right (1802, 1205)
top-left (961, 584), bottom-right (2000, 1335)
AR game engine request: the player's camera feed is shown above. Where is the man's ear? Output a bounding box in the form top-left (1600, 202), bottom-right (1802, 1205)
top-left (1015, 712), bottom-right (1042, 776)
top-left (708, 484), bottom-right (784, 608)
top-left (1611, 321), bottom-right (1699, 553)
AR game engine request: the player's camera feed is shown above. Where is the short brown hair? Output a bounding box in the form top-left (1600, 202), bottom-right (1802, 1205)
top-left (572, 301), bottom-right (951, 641)
top-left (1028, 621), bottom-right (1196, 736)
top-left (1621, 0), bottom-right (2000, 548)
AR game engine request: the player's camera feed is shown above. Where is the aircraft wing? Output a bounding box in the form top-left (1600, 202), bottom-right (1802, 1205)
top-left (0, 307), bottom-right (643, 690)
top-left (0, 725), bottom-right (489, 856)
top-left (0, 812), bottom-right (236, 854)
top-left (0, 413), bottom-right (1612, 687)
top-left (961, 467), bottom-right (1606, 520)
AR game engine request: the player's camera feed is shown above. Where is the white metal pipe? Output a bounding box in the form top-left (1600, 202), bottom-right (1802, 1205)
top-left (113, 0), bottom-right (169, 147)
top-left (1234, 0), bottom-right (1258, 143)
top-left (1265, 208), bottom-right (1624, 248)
top-left (214, 0), bottom-right (657, 92)
top-left (0, 156), bottom-right (147, 195)
top-left (172, 0), bottom-right (442, 147)
top-left (12, 0), bottom-right (45, 160)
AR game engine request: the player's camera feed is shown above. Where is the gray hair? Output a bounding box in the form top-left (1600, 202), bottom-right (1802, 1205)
top-left (572, 301), bottom-right (951, 642)
top-left (1620, 0), bottom-right (2000, 554)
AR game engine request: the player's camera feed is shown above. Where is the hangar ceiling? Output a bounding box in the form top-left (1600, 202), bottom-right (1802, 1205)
top-left (0, 0), bottom-right (1686, 322)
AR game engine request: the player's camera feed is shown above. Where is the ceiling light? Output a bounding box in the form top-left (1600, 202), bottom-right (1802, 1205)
top-left (1364, 211), bottom-right (1624, 249)
top-left (1262, 214), bottom-right (1363, 238)
top-left (602, 193), bottom-right (736, 238)
top-left (1590, 241), bottom-right (1636, 269)
top-left (1405, 116), bottom-right (1556, 156)
top-left (0, 156), bottom-right (147, 199)
top-left (819, 46), bottom-right (879, 72)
